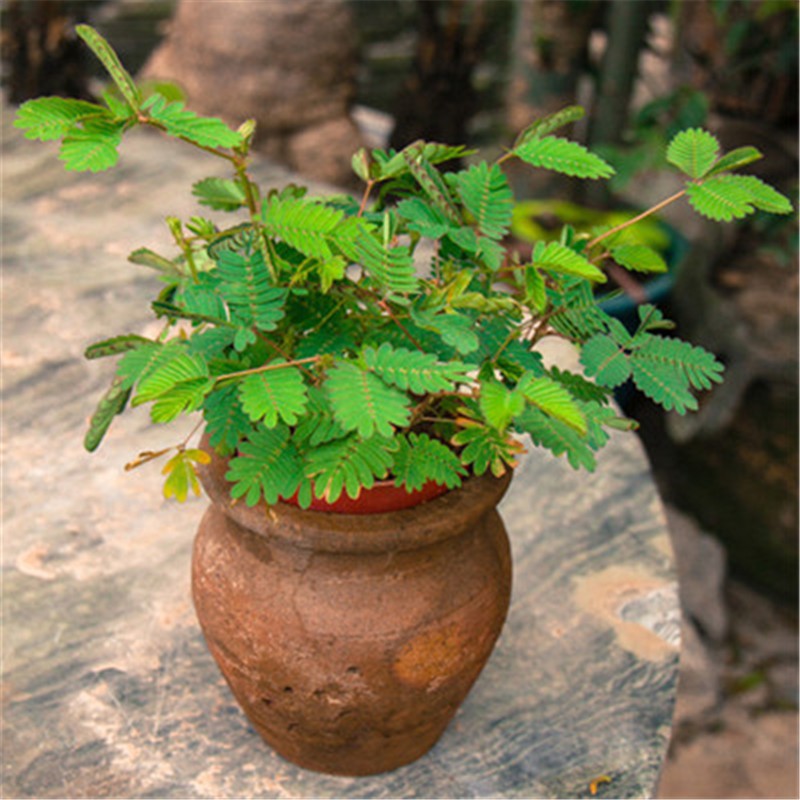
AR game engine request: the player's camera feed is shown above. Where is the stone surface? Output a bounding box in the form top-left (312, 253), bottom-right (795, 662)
top-left (2, 110), bottom-right (678, 798)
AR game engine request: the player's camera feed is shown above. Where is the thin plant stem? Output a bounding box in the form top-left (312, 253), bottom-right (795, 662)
top-left (214, 356), bottom-right (320, 384)
top-left (587, 189), bottom-right (687, 249)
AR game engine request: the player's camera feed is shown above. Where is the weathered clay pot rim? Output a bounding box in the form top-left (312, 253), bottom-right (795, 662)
top-left (198, 434), bottom-right (513, 554)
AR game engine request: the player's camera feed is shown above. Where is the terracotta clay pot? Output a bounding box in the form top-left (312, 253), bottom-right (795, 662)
top-left (192, 443), bottom-right (513, 776)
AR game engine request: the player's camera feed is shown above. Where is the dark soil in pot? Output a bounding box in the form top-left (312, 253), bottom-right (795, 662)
top-left (192, 441), bottom-right (513, 776)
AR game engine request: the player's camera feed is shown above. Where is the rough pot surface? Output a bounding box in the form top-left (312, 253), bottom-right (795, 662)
top-left (192, 445), bottom-right (513, 775)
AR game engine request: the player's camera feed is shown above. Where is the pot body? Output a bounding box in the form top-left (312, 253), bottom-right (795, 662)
top-left (193, 449), bottom-right (512, 775)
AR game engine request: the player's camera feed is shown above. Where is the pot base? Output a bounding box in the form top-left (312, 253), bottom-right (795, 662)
top-left (192, 452), bottom-right (512, 775)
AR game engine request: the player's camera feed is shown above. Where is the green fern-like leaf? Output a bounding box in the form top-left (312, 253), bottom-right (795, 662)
top-left (226, 425), bottom-right (303, 506)
top-left (306, 434), bottom-right (396, 502)
top-left (294, 325), bottom-right (356, 360)
top-left (632, 335), bottom-right (724, 391)
top-left (178, 273), bottom-right (229, 321)
top-left (479, 381), bottom-right (525, 431)
top-left (238, 361), bottom-right (309, 427)
top-left (730, 175), bottom-right (794, 215)
top-left (532, 241), bottom-right (606, 282)
top-left (355, 231), bottom-right (418, 293)
top-left (513, 106), bottom-right (585, 148)
top-left (128, 247), bottom-right (181, 275)
top-left (512, 136), bottom-right (615, 179)
top-left (580, 334), bottom-right (631, 388)
top-left (629, 355), bottom-right (696, 414)
top-left (117, 341), bottom-right (179, 390)
top-left (76, 24), bottom-right (141, 112)
top-left (411, 308), bottom-right (480, 355)
top-left (293, 385), bottom-right (346, 446)
top-left (550, 366), bottom-right (612, 404)
top-left (451, 421), bottom-right (521, 477)
top-left (396, 197), bottom-right (454, 239)
top-left (453, 161), bottom-right (513, 240)
top-left (85, 334), bottom-right (152, 360)
top-left (377, 141), bottom-right (474, 180)
top-left (324, 361), bottom-right (411, 438)
top-left (514, 406), bottom-right (596, 471)
top-left (517, 373), bottom-right (587, 434)
top-left (59, 117), bottom-right (125, 172)
top-left (362, 342), bottom-right (469, 393)
top-left (84, 376), bottom-right (131, 452)
top-left (192, 177), bottom-right (247, 211)
top-left (150, 377), bottom-right (214, 423)
top-left (13, 97), bottom-right (108, 141)
top-left (202, 384), bottom-right (254, 454)
top-left (261, 194), bottom-right (351, 261)
top-left (704, 146), bottom-right (762, 178)
top-left (610, 244), bottom-right (667, 274)
top-left (132, 350), bottom-right (210, 404)
top-left (547, 280), bottom-right (611, 340)
top-left (666, 128), bottom-right (720, 179)
top-left (391, 432), bottom-right (466, 491)
top-left (141, 93), bottom-right (242, 149)
top-left (402, 143), bottom-right (461, 223)
top-left (214, 242), bottom-right (286, 331)
top-left (162, 448), bottom-right (211, 502)
top-left (686, 174), bottom-right (756, 221)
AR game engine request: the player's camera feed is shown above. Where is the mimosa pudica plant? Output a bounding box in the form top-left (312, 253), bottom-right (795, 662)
top-left (13, 26), bottom-right (794, 506)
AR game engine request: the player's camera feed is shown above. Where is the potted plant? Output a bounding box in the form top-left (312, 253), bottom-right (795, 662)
top-left (14, 26), bottom-right (793, 776)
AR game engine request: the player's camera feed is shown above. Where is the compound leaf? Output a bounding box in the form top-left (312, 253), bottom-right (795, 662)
top-left (513, 136), bottom-right (615, 179)
top-left (226, 425), bottom-right (303, 506)
top-left (13, 97), bottom-right (108, 141)
top-left (532, 241), bottom-right (606, 283)
top-left (85, 334), bottom-right (152, 360)
top-left (324, 361), bottom-right (411, 438)
top-left (686, 174), bottom-right (755, 221)
top-left (162, 448), bottom-right (211, 502)
top-left (513, 106), bottom-right (585, 148)
top-left (514, 406), bottom-right (596, 471)
top-left (192, 177), bottom-right (247, 211)
top-left (76, 24), bottom-right (141, 111)
top-left (580, 334), bottom-right (631, 388)
top-left (479, 380), bottom-right (525, 431)
top-left (84, 376), bottom-right (131, 452)
top-left (306, 434), bottom-right (395, 503)
top-left (142, 93), bottom-right (242, 149)
top-left (517, 373), bottom-right (587, 435)
top-left (451, 421), bottom-right (523, 477)
top-left (666, 128), bottom-right (720, 179)
top-left (202, 384), bottom-right (254, 454)
top-left (238, 361), bottom-right (309, 427)
top-left (362, 342), bottom-right (469, 393)
top-left (391, 432), bottom-right (466, 491)
top-left (453, 161), bottom-right (514, 240)
top-left (355, 231), bottom-right (418, 294)
top-left (610, 244), bottom-right (667, 274)
top-left (59, 117), bottom-right (125, 172)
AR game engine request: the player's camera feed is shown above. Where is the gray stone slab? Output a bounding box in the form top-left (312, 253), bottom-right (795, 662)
top-left (1, 114), bottom-right (678, 799)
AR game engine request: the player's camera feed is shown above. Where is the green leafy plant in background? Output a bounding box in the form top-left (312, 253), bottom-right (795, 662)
top-left (13, 27), bottom-right (794, 506)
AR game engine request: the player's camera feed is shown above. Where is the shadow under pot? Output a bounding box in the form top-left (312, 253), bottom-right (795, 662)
top-left (192, 439), bottom-right (513, 776)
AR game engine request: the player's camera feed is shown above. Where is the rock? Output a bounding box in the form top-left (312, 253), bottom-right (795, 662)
top-left (665, 505), bottom-right (728, 644)
top-left (141, 0), bottom-right (364, 186)
top-left (658, 707), bottom-right (799, 799)
top-left (672, 617), bottom-right (721, 723)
